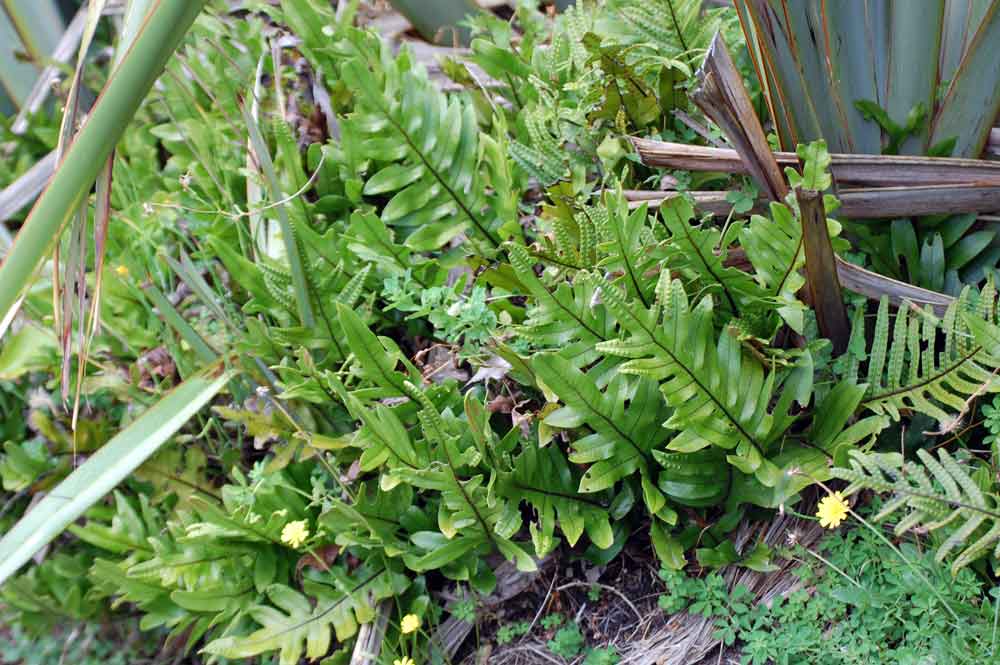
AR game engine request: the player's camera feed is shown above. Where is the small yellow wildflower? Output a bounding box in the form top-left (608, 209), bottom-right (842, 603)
top-left (115, 264), bottom-right (129, 277)
top-left (816, 491), bottom-right (850, 529)
top-left (280, 519), bottom-right (310, 548)
top-left (393, 658), bottom-right (415, 665)
top-left (400, 614), bottom-right (421, 634)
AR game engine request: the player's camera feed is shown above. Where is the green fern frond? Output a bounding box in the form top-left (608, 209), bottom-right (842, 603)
top-left (496, 445), bottom-right (614, 556)
top-left (606, 0), bottom-right (736, 71)
top-left (595, 192), bottom-right (658, 308)
top-left (340, 32), bottom-right (498, 251)
top-left (658, 194), bottom-right (760, 317)
top-left (738, 201), bottom-right (807, 333)
top-left (833, 448), bottom-right (1000, 573)
top-left (508, 243), bottom-right (617, 377)
top-left (533, 356), bottom-right (664, 493)
top-left (203, 565), bottom-right (406, 665)
top-left (593, 273), bottom-right (812, 485)
top-left (847, 293), bottom-right (1000, 426)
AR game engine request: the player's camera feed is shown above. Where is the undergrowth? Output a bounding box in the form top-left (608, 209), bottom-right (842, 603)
top-left (2, 1), bottom-right (1000, 663)
top-left (658, 524), bottom-right (1000, 664)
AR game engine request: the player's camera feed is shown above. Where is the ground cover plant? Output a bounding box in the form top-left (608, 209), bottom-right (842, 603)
top-left (4, 1), bottom-right (1000, 663)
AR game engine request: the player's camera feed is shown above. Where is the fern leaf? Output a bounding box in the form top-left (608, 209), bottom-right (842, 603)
top-left (658, 194), bottom-right (760, 316)
top-left (202, 566), bottom-right (404, 665)
top-left (341, 35), bottom-right (498, 251)
top-left (532, 355), bottom-right (668, 507)
top-left (852, 294), bottom-right (1000, 426)
top-left (496, 445), bottom-right (614, 556)
top-left (738, 202), bottom-right (807, 333)
top-left (595, 193), bottom-right (657, 308)
top-left (593, 273), bottom-right (811, 484)
top-left (833, 448), bottom-right (1000, 573)
top-left (508, 243), bottom-right (616, 375)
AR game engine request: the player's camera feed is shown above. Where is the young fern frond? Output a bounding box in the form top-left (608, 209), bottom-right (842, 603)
top-left (738, 201), bottom-right (807, 333)
top-left (595, 193), bottom-right (658, 308)
top-left (833, 448), bottom-right (1000, 573)
top-left (845, 292), bottom-right (1000, 426)
top-left (509, 108), bottom-right (568, 186)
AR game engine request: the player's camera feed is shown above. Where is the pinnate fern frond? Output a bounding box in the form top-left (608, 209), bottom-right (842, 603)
top-left (203, 566), bottom-right (405, 665)
top-left (508, 243), bottom-right (617, 377)
top-left (738, 201), bottom-right (807, 333)
top-left (595, 193), bottom-right (658, 307)
top-left (848, 292), bottom-right (1000, 426)
top-left (593, 272), bottom-right (812, 485)
top-left (833, 448), bottom-right (1000, 573)
top-left (658, 194), bottom-right (760, 317)
top-left (340, 32), bottom-right (498, 251)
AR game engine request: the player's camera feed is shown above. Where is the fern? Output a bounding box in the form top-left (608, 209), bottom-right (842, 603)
top-left (339, 31), bottom-right (500, 251)
top-left (605, 0), bottom-right (738, 72)
top-left (532, 355), bottom-right (668, 516)
top-left (508, 242), bottom-right (618, 378)
top-left (658, 194), bottom-right (761, 317)
top-left (738, 201), bottom-right (808, 333)
top-left (203, 565), bottom-right (406, 665)
top-left (595, 193), bottom-right (659, 308)
top-left (845, 292), bottom-right (1000, 426)
top-left (497, 444), bottom-right (615, 556)
top-left (389, 384), bottom-right (537, 573)
top-left (833, 448), bottom-right (1000, 573)
top-left (594, 272), bottom-right (812, 485)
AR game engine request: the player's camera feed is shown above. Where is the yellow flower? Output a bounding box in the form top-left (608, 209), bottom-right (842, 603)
top-left (115, 264), bottom-right (129, 277)
top-left (400, 613), bottom-right (421, 634)
top-left (816, 491), bottom-right (850, 529)
top-left (280, 519), bottom-right (310, 548)
top-left (394, 658), bottom-right (415, 665)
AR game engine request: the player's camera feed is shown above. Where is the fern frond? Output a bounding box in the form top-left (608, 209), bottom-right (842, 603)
top-left (203, 565), bottom-right (405, 665)
top-left (496, 445), bottom-right (614, 556)
top-left (833, 448), bottom-right (1000, 573)
top-left (508, 243), bottom-right (618, 378)
top-left (606, 0), bottom-right (736, 71)
top-left (738, 201), bottom-right (807, 333)
top-left (532, 355), bottom-right (675, 523)
top-left (658, 194), bottom-right (760, 317)
top-left (593, 273), bottom-right (812, 484)
top-left (849, 293), bottom-right (1000, 426)
top-left (595, 192), bottom-right (658, 308)
top-left (340, 32), bottom-right (498, 250)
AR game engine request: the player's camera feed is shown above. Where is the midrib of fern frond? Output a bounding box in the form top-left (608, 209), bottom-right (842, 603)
top-left (664, 0), bottom-right (690, 54)
top-left (666, 214), bottom-right (740, 314)
top-left (528, 248), bottom-right (585, 271)
top-left (859, 345), bottom-right (984, 410)
top-left (509, 244), bottom-right (609, 342)
top-left (772, 234), bottom-right (803, 298)
top-left (509, 482), bottom-right (609, 509)
top-left (243, 567), bottom-right (384, 646)
top-left (446, 463), bottom-right (500, 553)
